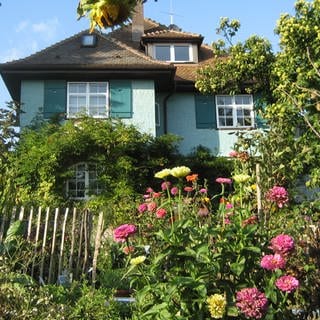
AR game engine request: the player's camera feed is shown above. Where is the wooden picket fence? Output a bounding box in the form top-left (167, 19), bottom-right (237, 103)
top-left (0, 206), bottom-right (105, 286)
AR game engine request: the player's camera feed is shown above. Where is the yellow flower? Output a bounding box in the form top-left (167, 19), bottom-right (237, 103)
top-left (170, 166), bottom-right (191, 178)
top-left (130, 255), bottom-right (146, 266)
top-left (207, 294), bottom-right (226, 319)
top-left (232, 174), bottom-right (250, 183)
top-left (154, 168), bottom-right (171, 179)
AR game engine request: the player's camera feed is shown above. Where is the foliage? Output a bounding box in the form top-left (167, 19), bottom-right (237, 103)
top-left (0, 101), bottom-right (19, 211)
top-left (195, 17), bottom-right (275, 100)
top-left (9, 117), bottom-right (180, 212)
top-left (114, 167), bottom-right (318, 319)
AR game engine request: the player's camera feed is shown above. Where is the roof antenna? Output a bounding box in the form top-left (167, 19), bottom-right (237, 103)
top-left (161, 0), bottom-right (182, 30)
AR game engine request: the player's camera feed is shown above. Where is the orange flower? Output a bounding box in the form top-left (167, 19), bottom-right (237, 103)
top-left (186, 174), bottom-right (198, 182)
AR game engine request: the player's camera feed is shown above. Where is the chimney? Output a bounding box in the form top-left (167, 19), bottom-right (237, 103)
top-left (132, 2), bottom-right (144, 42)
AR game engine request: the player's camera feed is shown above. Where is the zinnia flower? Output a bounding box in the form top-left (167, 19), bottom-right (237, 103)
top-left (215, 177), bottom-right (232, 184)
top-left (199, 188), bottom-right (207, 193)
top-left (207, 294), bottom-right (226, 319)
top-left (161, 181), bottom-right (171, 191)
top-left (184, 186), bottom-right (193, 192)
top-left (138, 203), bottom-right (148, 213)
top-left (186, 174), bottom-right (198, 182)
top-left (236, 287), bottom-right (268, 319)
top-left (170, 166), bottom-right (191, 178)
top-left (170, 186), bottom-right (179, 195)
top-left (156, 208), bottom-right (167, 218)
top-left (269, 234), bottom-right (295, 255)
top-left (260, 254), bottom-right (286, 271)
top-left (275, 275), bottom-right (299, 293)
top-left (229, 150), bottom-right (238, 157)
top-left (130, 255), bottom-right (146, 266)
top-left (266, 186), bottom-right (289, 208)
top-left (123, 245), bottom-right (135, 255)
top-left (147, 201), bottom-right (157, 212)
top-left (154, 168), bottom-right (171, 179)
top-left (113, 224), bottom-right (137, 243)
top-left (233, 174), bottom-right (250, 183)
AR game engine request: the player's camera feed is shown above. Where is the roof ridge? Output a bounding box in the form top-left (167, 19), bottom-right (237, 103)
top-left (144, 28), bottom-right (202, 37)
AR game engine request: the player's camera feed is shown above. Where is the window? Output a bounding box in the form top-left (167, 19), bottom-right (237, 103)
top-left (154, 44), bottom-right (192, 62)
top-left (81, 34), bottom-right (97, 47)
top-left (67, 82), bottom-right (108, 118)
top-left (66, 163), bottom-right (103, 199)
top-left (216, 95), bottom-right (254, 128)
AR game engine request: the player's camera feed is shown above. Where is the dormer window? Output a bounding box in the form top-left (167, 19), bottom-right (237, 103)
top-left (154, 44), bottom-right (192, 62)
top-left (81, 34), bottom-right (97, 47)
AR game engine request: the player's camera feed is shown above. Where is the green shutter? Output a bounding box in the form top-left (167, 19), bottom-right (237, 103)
top-left (253, 94), bottom-right (267, 129)
top-left (110, 80), bottom-right (132, 118)
top-left (195, 94), bottom-right (216, 129)
top-left (44, 80), bottom-right (66, 119)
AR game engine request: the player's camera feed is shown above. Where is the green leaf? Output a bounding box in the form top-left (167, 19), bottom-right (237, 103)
top-left (4, 220), bottom-right (24, 244)
top-left (230, 257), bottom-right (246, 277)
top-left (227, 306), bottom-right (239, 317)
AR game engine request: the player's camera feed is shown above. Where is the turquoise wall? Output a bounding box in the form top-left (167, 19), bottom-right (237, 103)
top-left (20, 80), bottom-right (45, 127)
top-left (166, 93), bottom-right (240, 156)
top-left (123, 80), bottom-right (155, 136)
top-left (19, 80), bottom-right (156, 135)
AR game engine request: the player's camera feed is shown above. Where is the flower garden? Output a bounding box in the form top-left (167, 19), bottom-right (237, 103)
top-left (109, 164), bottom-right (319, 319)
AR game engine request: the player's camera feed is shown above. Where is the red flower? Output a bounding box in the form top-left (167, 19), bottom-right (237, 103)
top-left (184, 186), bottom-right (193, 192)
top-left (147, 201), bottom-right (157, 212)
top-left (156, 208), bottom-right (167, 218)
top-left (123, 245), bottom-right (135, 255)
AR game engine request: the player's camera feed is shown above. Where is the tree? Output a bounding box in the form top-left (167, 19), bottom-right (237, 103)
top-left (196, 1), bottom-right (320, 194)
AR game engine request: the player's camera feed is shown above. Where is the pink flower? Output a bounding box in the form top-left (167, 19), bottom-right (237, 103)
top-left (153, 192), bottom-right (162, 198)
top-left (226, 203), bottom-right (233, 210)
top-left (236, 288), bottom-right (268, 319)
top-left (156, 208), bottom-right (167, 218)
top-left (161, 181), bottom-right (171, 191)
top-left (275, 275), bottom-right (299, 293)
top-left (266, 186), bottom-right (289, 208)
top-left (113, 224), bottom-right (137, 243)
top-left (199, 188), bottom-right (207, 193)
top-left (143, 194), bottom-right (151, 199)
top-left (215, 177), bottom-right (232, 184)
top-left (260, 254), bottom-right (286, 271)
top-left (229, 150), bottom-right (238, 157)
top-left (270, 234), bottom-right (295, 255)
top-left (184, 186), bottom-right (193, 192)
top-left (147, 201), bottom-right (157, 212)
top-left (224, 218), bottom-right (231, 225)
top-left (138, 203), bottom-right (148, 213)
top-left (146, 187), bottom-right (154, 193)
top-left (170, 187), bottom-right (179, 195)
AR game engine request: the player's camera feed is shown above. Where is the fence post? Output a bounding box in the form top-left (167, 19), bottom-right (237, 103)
top-left (68, 208), bottom-right (77, 275)
top-left (48, 208), bottom-right (59, 283)
top-left (58, 207), bottom-right (69, 277)
top-left (27, 207), bottom-right (34, 241)
top-left (92, 211), bottom-right (104, 286)
top-left (39, 207), bottom-right (50, 283)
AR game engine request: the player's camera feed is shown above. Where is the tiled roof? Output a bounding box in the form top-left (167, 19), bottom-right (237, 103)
top-left (1, 29), bottom-right (172, 70)
top-left (1, 18), bottom-right (214, 85)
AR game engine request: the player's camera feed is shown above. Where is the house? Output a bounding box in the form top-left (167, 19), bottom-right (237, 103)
top-left (0, 3), bottom-right (258, 158)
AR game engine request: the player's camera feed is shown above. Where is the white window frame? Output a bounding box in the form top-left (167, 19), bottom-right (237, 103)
top-left (216, 94), bottom-right (254, 129)
top-left (66, 162), bottom-right (102, 200)
top-left (67, 82), bottom-right (109, 118)
top-left (154, 44), bottom-right (193, 62)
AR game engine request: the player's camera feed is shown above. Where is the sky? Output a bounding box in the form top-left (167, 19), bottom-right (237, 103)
top-left (0, 0), bottom-right (297, 108)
